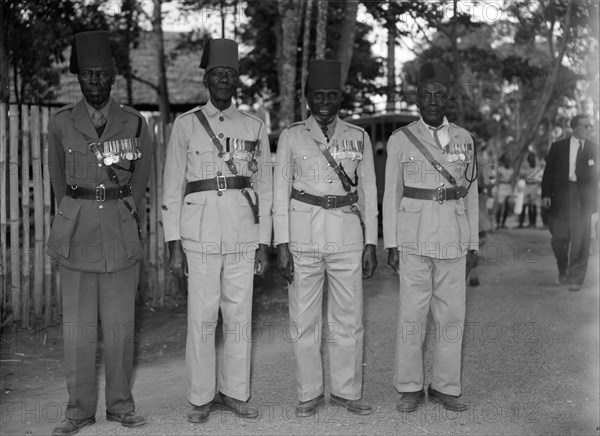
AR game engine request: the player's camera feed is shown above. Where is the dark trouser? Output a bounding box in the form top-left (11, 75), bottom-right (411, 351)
top-left (60, 265), bottom-right (137, 420)
top-left (548, 183), bottom-right (592, 286)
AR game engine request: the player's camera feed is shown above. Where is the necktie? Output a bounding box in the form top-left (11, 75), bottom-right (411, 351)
top-left (575, 140), bottom-right (584, 179)
top-left (429, 126), bottom-right (443, 149)
top-left (320, 125), bottom-right (329, 142)
top-left (91, 110), bottom-right (107, 137)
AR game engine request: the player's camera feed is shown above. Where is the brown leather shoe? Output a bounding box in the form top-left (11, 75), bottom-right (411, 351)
top-left (106, 410), bottom-right (147, 427)
top-left (396, 390), bottom-right (424, 413)
top-left (51, 416), bottom-right (95, 435)
top-left (329, 394), bottom-right (372, 415)
top-left (427, 386), bottom-right (468, 411)
top-left (213, 392), bottom-right (259, 418)
top-left (188, 403), bottom-right (212, 423)
top-left (295, 393), bottom-right (325, 417)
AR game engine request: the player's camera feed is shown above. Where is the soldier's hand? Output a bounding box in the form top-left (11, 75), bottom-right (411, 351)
top-left (466, 249), bottom-right (477, 279)
top-left (362, 244), bottom-right (377, 279)
top-left (277, 243), bottom-right (294, 284)
top-left (387, 247), bottom-right (399, 274)
top-left (254, 243), bottom-right (270, 277)
top-left (168, 240), bottom-right (187, 278)
top-left (542, 197), bottom-right (551, 209)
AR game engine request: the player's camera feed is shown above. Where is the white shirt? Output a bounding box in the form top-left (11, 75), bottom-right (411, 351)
top-left (420, 116), bottom-right (450, 149)
top-left (569, 136), bottom-right (584, 182)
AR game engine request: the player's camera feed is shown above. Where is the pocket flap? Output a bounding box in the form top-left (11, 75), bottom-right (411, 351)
top-left (289, 199), bottom-right (311, 213)
top-left (57, 200), bottom-right (81, 221)
top-left (399, 197), bottom-right (423, 213)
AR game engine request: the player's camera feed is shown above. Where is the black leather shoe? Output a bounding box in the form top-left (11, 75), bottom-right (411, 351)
top-left (295, 393), bottom-right (325, 417)
top-left (213, 392), bottom-right (259, 418)
top-left (51, 416), bottom-right (95, 435)
top-left (427, 386), bottom-right (468, 411)
top-left (188, 403), bottom-right (212, 423)
top-left (556, 274), bottom-right (568, 284)
top-left (396, 390), bottom-right (424, 413)
top-left (569, 283), bottom-right (582, 291)
top-left (106, 410), bottom-right (147, 427)
top-left (329, 394), bottom-right (372, 415)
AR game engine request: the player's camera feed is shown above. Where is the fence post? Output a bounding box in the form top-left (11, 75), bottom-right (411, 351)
top-left (9, 104), bottom-right (21, 322)
top-left (0, 103), bottom-right (7, 319)
top-left (42, 107), bottom-right (54, 324)
top-left (31, 105), bottom-right (44, 318)
top-left (21, 105), bottom-right (31, 327)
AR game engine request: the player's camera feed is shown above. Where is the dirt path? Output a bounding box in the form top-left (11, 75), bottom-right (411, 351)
top-left (2, 223), bottom-right (599, 435)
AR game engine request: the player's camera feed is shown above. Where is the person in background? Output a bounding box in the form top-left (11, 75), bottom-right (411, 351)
top-left (542, 114), bottom-right (598, 291)
top-left (518, 151), bottom-right (542, 228)
top-left (495, 153), bottom-right (514, 229)
top-left (46, 30), bottom-right (151, 435)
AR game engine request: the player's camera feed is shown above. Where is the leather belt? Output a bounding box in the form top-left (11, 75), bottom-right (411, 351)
top-left (403, 185), bottom-right (467, 204)
top-left (185, 176), bottom-right (252, 197)
top-left (66, 184), bottom-right (132, 202)
top-left (291, 187), bottom-right (358, 209)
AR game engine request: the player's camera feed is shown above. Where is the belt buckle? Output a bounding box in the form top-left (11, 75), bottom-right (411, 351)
top-left (325, 195), bottom-right (338, 209)
top-left (216, 175), bottom-right (227, 192)
top-left (96, 184), bottom-right (106, 202)
top-left (437, 187), bottom-right (446, 204)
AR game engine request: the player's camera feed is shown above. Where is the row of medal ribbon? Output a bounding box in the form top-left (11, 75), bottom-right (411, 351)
top-left (100, 138), bottom-right (142, 165)
top-left (445, 143), bottom-right (472, 163)
top-left (328, 139), bottom-right (364, 161)
top-left (222, 137), bottom-right (259, 163)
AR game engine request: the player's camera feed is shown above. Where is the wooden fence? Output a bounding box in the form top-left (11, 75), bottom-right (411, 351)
top-left (0, 103), bottom-right (178, 328)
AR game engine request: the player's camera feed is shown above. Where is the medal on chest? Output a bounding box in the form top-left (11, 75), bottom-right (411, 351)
top-left (330, 139), bottom-right (363, 161)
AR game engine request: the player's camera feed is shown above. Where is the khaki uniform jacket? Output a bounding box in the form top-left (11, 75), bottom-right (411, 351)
top-left (273, 116), bottom-right (377, 251)
top-left (161, 101), bottom-right (272, 254)
top-left (382, 120), bottom-right (478, 259)
top-left (46, 98), bottom-right (153, 272)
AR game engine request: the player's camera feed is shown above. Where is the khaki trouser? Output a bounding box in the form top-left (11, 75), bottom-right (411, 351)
top-left (394, 253), bottom-right (466, 396)
top-left (185, 249), bottom-right (255, 406)
top-left (61, 265), bottom-right (137, 420)
top-left (289, 247), bottom-right (364, 402)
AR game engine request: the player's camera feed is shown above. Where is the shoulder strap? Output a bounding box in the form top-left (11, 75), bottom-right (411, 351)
top-left (195, 110), bottom-right (238, 175)
top-left (401, 126), bottom-right (457, 186)
top-left (314, 140), bottom-right (354, 192)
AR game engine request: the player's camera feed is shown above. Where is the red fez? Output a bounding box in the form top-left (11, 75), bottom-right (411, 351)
top-left (69, 31), bottom-right (113, 74)
top-left (199, 38), bottom-right (239, 73)
top-left (307, 60), bottom-right (342, 90)
top-left (418, 62), bottom-right (452, 89)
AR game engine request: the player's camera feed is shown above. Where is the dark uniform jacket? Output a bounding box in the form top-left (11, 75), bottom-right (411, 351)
top-left (542, 137), bottom-right (599, 215)
top-left (46, 98), bottom-right (152, 272)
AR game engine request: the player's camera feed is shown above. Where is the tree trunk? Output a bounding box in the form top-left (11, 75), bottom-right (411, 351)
top-left (336, 0), bottom-right (358, 87)
top-left (450, 0), bottom-right (464, 125)
top-left (315, 0), bottom-right (327, 59)
top-left (300, 0), bottom-right (313, 120)
top-left (513, 0), bottom-right (575, 179)
top-left (385, 17), bottom-right (396, 112)
top-left (0, 1), bottom-right (9, 103)
top-left (152, 0), bottom-right (171, 147)
top-left (124, 0), bottom-right (135, 105)
top-left (276, 0), bottom-right (303, 128)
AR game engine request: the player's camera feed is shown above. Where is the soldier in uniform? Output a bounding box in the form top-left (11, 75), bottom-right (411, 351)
top-left (273, 60), bottom-right (378, 417)
top-left (383, 62), bottom-right (478, 414)
top-left (46, 31), bottom-right (151, 435)
top-left (161, 38), bottom-right (272, 423)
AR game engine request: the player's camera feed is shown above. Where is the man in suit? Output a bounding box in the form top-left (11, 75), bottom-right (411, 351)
top-left (46, 31), bottom-right (151, 435)
top-left (383, 62), bottom-right (478, 414)
top-left (542, 114), bottom-right (598, 291)
top-left (162, 38), bottom-right (272, 423)
top-left (273, 60), bottom-right (378, 417)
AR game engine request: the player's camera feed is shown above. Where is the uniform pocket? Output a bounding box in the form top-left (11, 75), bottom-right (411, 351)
top-left (237, 193), bottom-right (259, 244)
top-left (180, 195), bottom-right (206, 242)
top-left (289, 200), bottom-right (311, 244)
top-left (341, 206), bottom-right (363, 246)
top-left (46, 197), bottom-right (81, 259)
top-left (396, 197), bottom-right (423, 247)
top-left (455, 198), bottom-right (470, 244)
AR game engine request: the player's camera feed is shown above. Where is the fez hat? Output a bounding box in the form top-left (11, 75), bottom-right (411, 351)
top-left (69, 31), bottom-right (113, 74)
top-left (307, 60), bottom-right (342, 91)
top-left (418, 62), bottom-right (452, 89)
top-left (199, 38), bottom-right (239, 73)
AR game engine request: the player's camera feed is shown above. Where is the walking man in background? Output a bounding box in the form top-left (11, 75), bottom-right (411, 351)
top-left (161, 38), bottom-right (272, 423)
top-left (273, 60), bottom-right (378, 417)
top-left (383, 62), bottom-right (478, 414)
top-left (46, 30), bottom-right (151, 435)
top-left (542, 114), bottom-right (598, 291)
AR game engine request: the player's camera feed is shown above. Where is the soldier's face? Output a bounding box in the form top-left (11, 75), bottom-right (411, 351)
top-left (307, 89), bottom-right (341, 125)
top-left (78, 67), bottom-right (114, 109)
top-left (204, 67), bottom-right (238, 102)
top-left (417, 82), bottom-right (449, 127)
